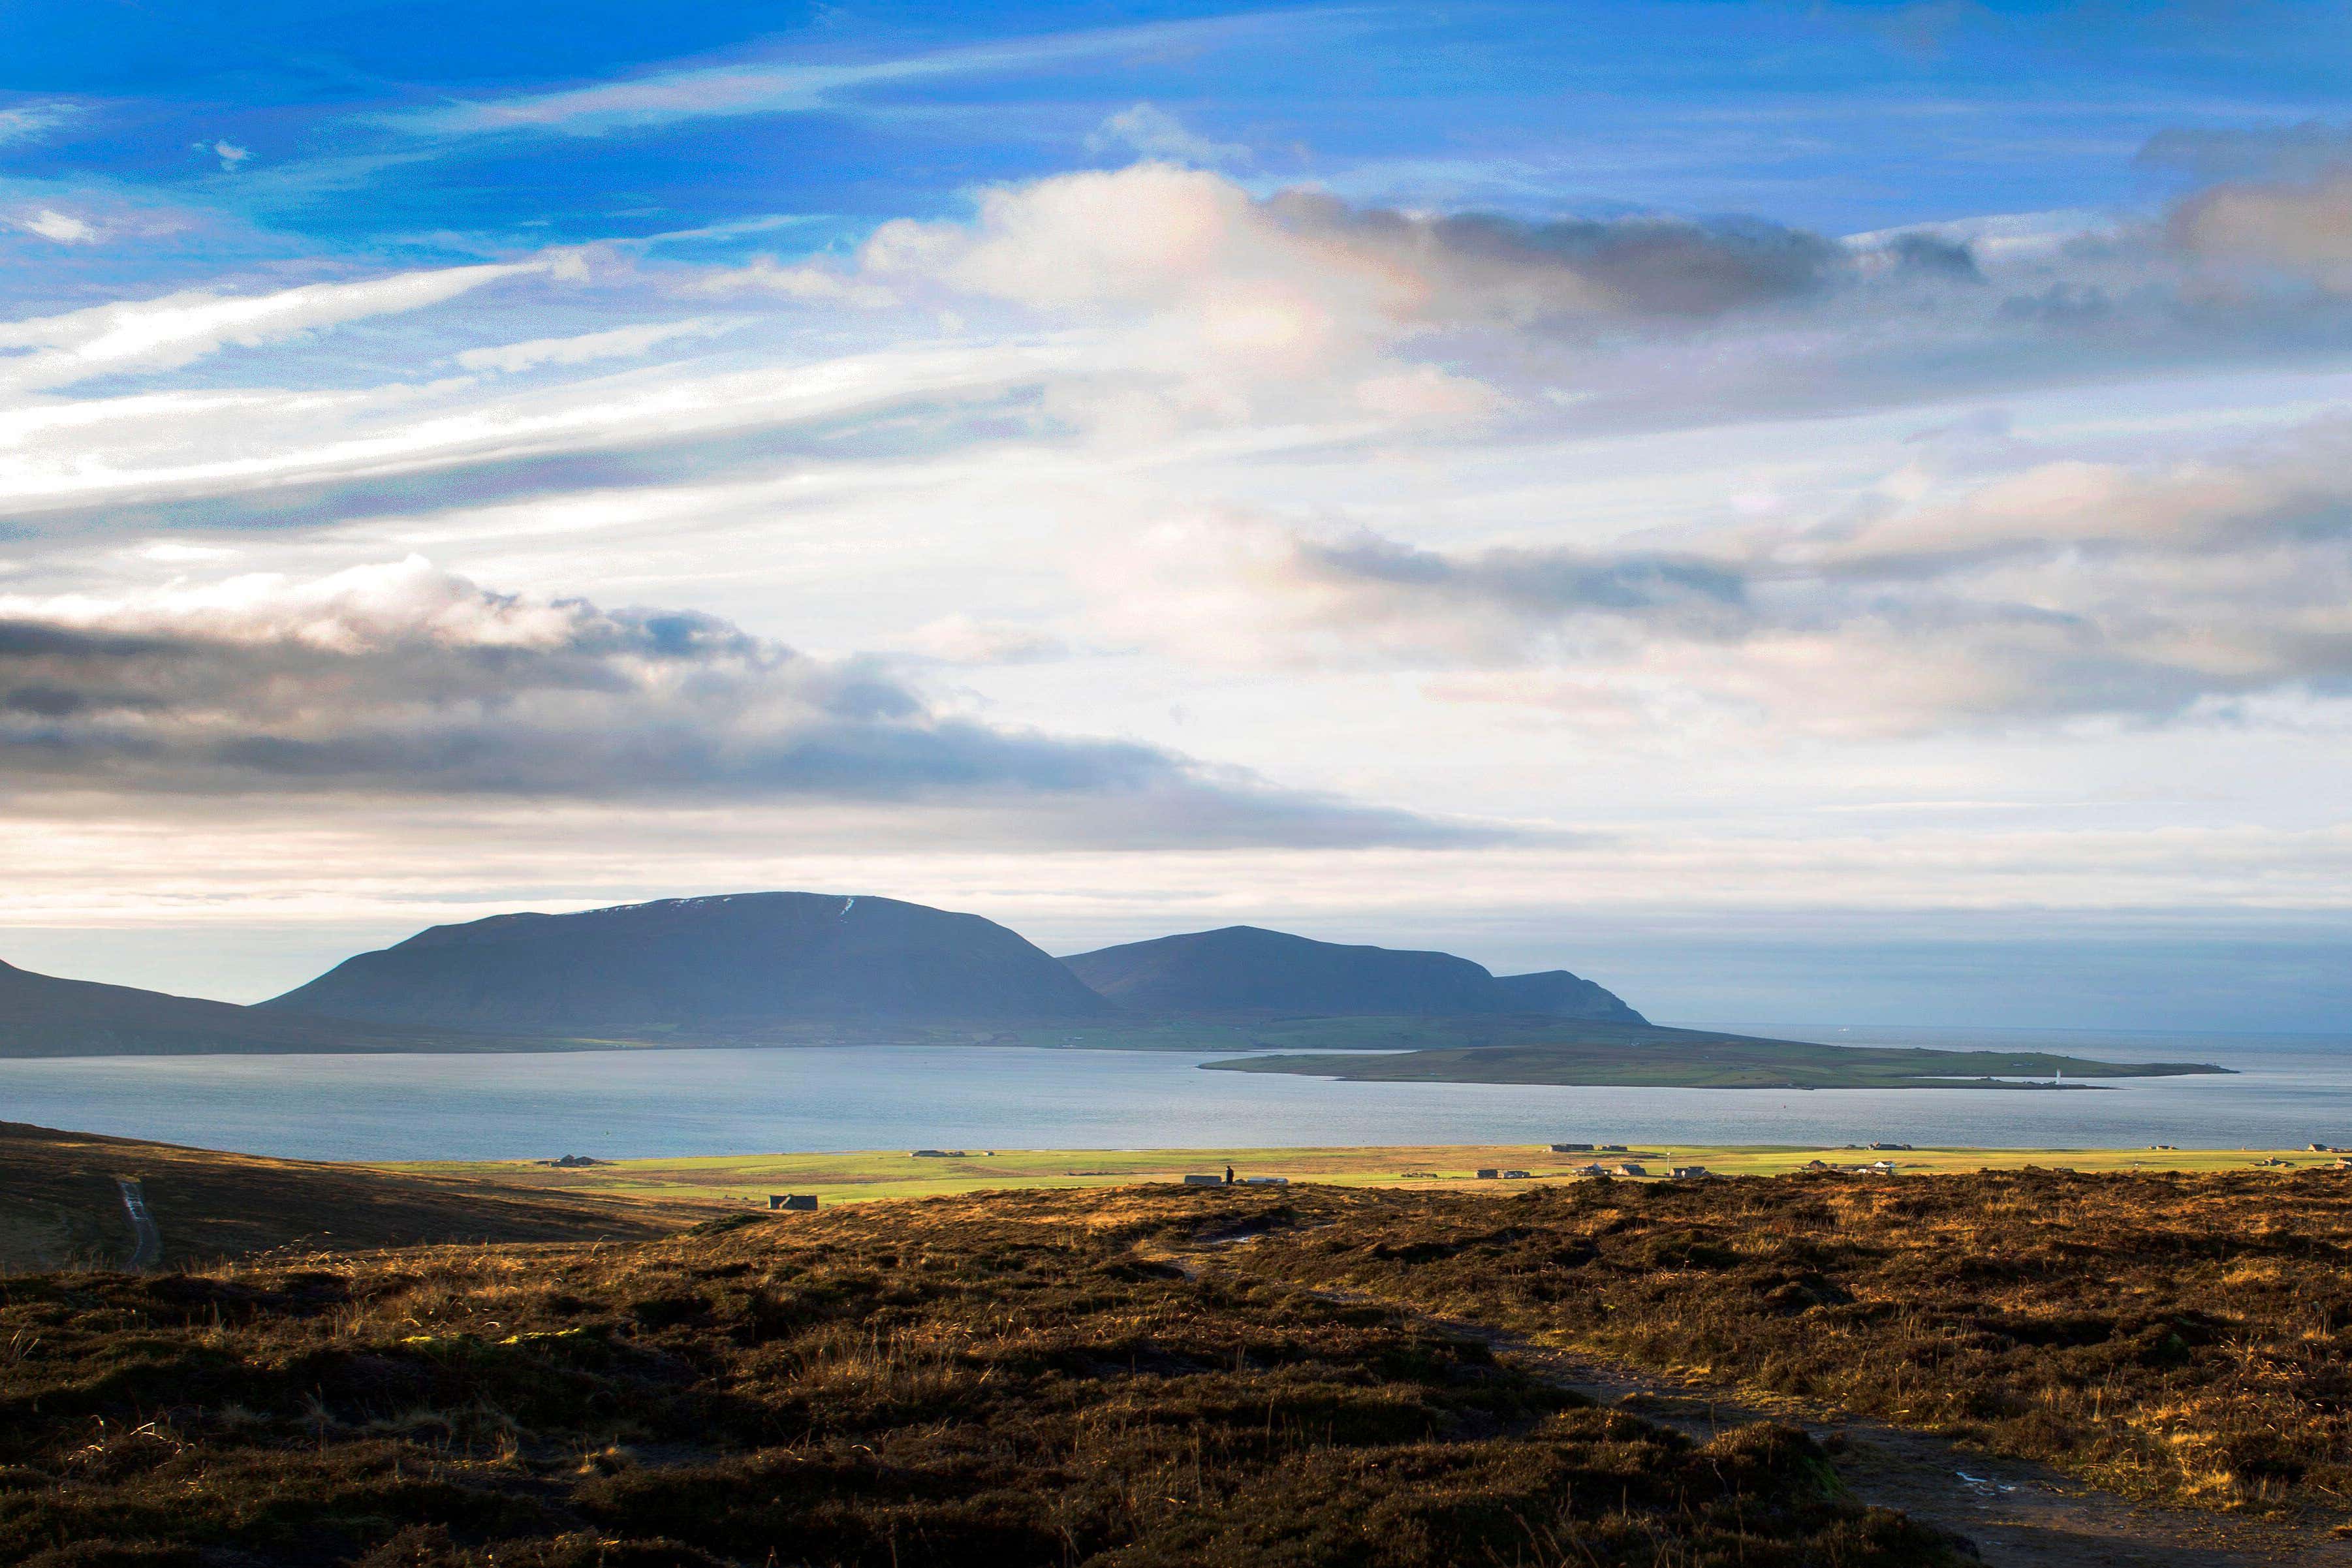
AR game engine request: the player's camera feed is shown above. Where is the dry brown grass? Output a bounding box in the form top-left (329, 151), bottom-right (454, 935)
top-left (0, 1187), bottom-right (1964, 1568)
top-left (0, 1121), bottom-right (715, 1271)
top-left (1211, 1168), bottom-right (2352, 1516)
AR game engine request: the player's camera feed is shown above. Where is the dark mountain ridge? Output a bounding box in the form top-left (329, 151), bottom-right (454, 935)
top-left (1059, 925), bottom-right (1647, 1023)
top-left (263, 892), bottom-right (1112, 1033)
top-left (7, 897), bottom-right (1650, 1056)
top-left (0, 959), bottom-right (497, 1058)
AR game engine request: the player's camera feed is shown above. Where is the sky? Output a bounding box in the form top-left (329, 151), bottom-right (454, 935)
top-left (4, 0), bottom-right (2352, 1030)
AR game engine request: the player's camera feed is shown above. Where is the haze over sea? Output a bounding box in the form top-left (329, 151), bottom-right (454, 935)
top-left (3, 1027), bottom-right (2345, 1163)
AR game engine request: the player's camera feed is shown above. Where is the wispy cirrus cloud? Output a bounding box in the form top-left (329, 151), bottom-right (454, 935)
top-left (451, 317), bottom-right (738, 375)
top-left (0, 100), bottom-right (81, 146)
top-left (0, 260), bottom-right (546, 393)
top-left (375, 15), bottom-right (1357, 139)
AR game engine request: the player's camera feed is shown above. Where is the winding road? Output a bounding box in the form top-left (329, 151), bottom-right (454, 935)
top-left (115, 1177), bottom-right (160, 1272)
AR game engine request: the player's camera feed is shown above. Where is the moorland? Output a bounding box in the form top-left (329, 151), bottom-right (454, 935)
top-left (0, 1123), bottom-right (709, 1272)
top-left (0, 1185), bottom-right (1967, 1568)
top-left (1214, 1172), bottom-right (2352, 1512)
top-left (6, 1125), bottom-right (2352, 1564)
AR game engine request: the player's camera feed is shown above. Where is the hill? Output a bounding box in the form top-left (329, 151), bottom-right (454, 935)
top-left (1061, 925), bottom-right (1647, 1022)
top-left (0, 957), bottom-right (525, 1059)
top-left (1492, 966), bottom-right (1644, 1018)
top-left (266, 892), bottom-right (1112, 1034)
top-left (0, 1121), bottom-right (710, 1272)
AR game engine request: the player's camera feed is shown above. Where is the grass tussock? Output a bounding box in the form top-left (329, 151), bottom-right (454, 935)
top-left (0, 1189), bottom-right (1965, 1568)
top-left (1215, 1169), bottom-right (2352, 1512)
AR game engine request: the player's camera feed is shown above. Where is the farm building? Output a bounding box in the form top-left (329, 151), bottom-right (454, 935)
top-left (768, 1194), bottom-right (817, 1211)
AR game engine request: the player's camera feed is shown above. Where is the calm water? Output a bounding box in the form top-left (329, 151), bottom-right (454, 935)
top-left (1, 1026), bottom-right (2348, 1161)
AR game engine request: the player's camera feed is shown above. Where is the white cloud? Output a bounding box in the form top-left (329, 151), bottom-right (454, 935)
top-left (904, 615), bottom-right (1071, 666)
top-left (208, 140), bottom-right (251, 171)
top-left (836, 163), bottom-right (1840, 328)
top-left (379, 18), bottom-right (1308, 138)
top-left (1084, 103), bottom-right (1252, 166)
top-left (1085, 411), bottom-right (2352, 735)
top-left (691, 255), bottom-right (902, 307)
top-left (0, 337), bottom-right (1081, 519)
top-left (17, 208), bottom-right (97, 243)
top-left (452, 317), bottom-right (736, 374)
top-left (0, 101), bottom-right (80, 146)
top-left (134, 541), bottom-right (242, 564)
top-left (0, 260), bottom-right (542, 391)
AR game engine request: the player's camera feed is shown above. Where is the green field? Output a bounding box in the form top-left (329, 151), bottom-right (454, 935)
top-left (397, 1139), bottom-right (2349, 1210)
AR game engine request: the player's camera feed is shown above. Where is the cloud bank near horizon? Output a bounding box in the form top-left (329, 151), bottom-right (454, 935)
top-left (0, 557), bottom-right (1494, 850)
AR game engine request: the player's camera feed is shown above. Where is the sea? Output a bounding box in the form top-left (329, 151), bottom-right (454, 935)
top-left (1, 1024), bottom-right (2348, 1162)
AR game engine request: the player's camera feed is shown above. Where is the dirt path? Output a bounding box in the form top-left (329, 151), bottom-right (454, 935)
top-left (116, 1177), bottom-right (160, 1272)
top-left (1175, 1238), bottom-right (2351, 1568)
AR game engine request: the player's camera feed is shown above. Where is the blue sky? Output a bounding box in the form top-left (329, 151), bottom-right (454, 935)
top-left (4, 1), bottom-right (2352, 1028)
top-left (10, 2), bottom-right (2349, 272)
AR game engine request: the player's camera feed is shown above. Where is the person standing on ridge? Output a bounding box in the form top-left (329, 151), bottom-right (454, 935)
top-left (1225, 1165), bottom-right (1234, 1185)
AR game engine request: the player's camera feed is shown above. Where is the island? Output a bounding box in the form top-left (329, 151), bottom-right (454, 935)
top-left (1202, 1024), bottom-right (2231, 1090)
